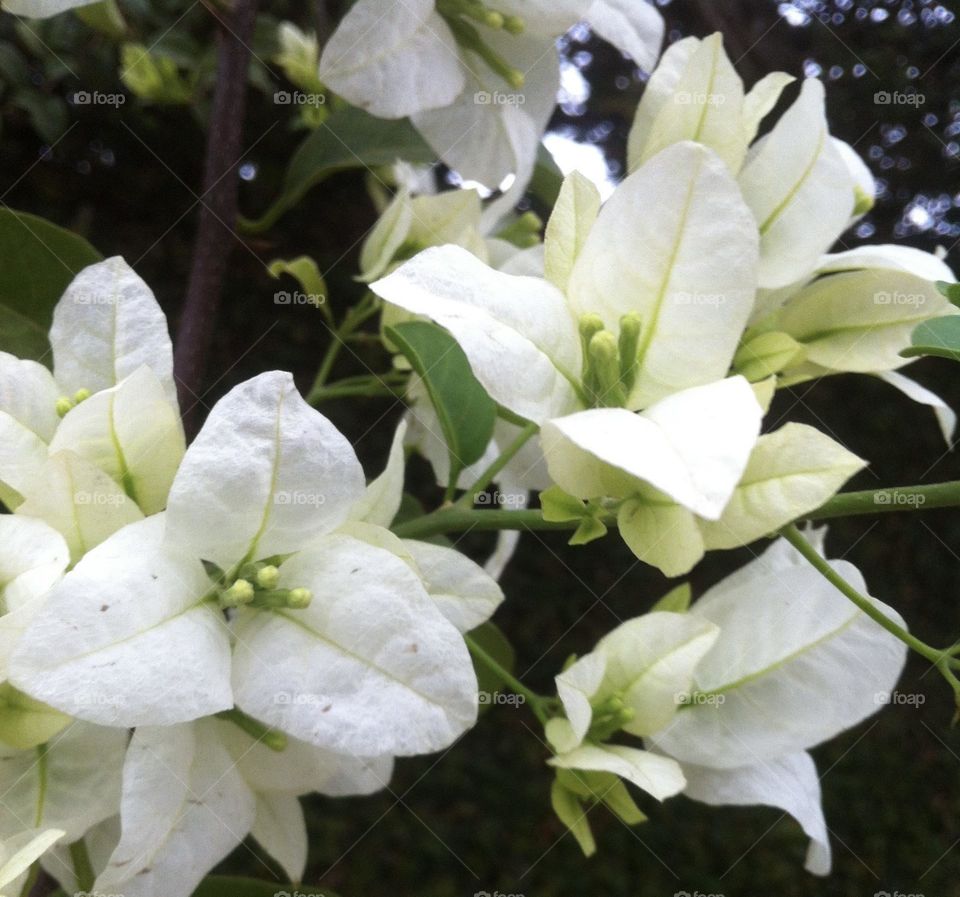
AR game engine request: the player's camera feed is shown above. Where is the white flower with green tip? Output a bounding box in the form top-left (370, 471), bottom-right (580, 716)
top-left (646, 534), bottom-right (908, 874)
top-left (10, 371), bottom-right (479, 758)
top-left (0, 257), bottom-right (184, 516)
top-left (319, 0), bottom-right (663, 188)
top-left (0, 828), bottom-right (65, 897)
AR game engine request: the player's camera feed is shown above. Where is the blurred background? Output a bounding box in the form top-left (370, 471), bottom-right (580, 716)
top-left (2, 1), bottom-right (960, 894)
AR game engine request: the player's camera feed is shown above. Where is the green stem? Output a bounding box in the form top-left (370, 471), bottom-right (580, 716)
top-left (781, 524), bottom-right (955, 675)
top-left (808, 480), bottom-right (960, 520)
top-left (452, 421), bottom-right (538, 510)
top-left (465, 633), bottom-right (550, 722)
top-left (216, 708), bottom-right (288, 751)
top-left (306, 295), bottom-right (381, 403)
top-left (17, 861), bottom-right (38, 897)
top-left (69, 839), bottom-right (95, 893)
top-left (393, 507), bottom-right (579, 540)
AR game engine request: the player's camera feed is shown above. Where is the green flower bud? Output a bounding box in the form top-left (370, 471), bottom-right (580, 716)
top-left (255, 565), bottom-right (281, 590)
top-left (55, 397), bottom-right (74, 418)
top-left (221, 579), bottom-right (255, 607)
top-left (73, 387), bottom-right (92, 404)
top-left (288, 587), bottom-right (312, 609)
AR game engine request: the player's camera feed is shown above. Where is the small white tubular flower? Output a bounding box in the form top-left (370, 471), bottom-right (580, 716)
top-left (646, 535), bottom-right (908, 874)
top-left (12, 372), bottom-right (480, 758)
top-left (0, 258), bottom-right (183, 515)
top-left (320, 0), bottom-right (663, 189)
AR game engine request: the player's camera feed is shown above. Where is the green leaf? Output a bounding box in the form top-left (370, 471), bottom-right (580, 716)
top-left (937, 280), bottom-right (960, 307)
top-left (386, 320), bottom-right (496, 489)
top-left (900, 316), bottom-right (960, 363)
top-left (241, 108), bottom-right (435, 233)
top-left (468, 620), bottom-right (516, 711)
top-left (651, 582), bottom-right (692, 613)
top-left (530, 144), bottom-right (565, 207)
top-left (191, 877), bottom-right (342, 897)
top-left (0, 209), bottom-right (101, 362)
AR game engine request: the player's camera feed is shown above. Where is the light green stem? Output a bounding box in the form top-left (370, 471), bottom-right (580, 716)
top-left (69, 839), bottom-right (95, 893)
top-left (464, 633), bottom-right (550, 722)
top-left (452, 422), bottom-right (538, 510)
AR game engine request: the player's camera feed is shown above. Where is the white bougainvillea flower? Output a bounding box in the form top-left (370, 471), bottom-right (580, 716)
top-left (0, 258), bottom-right (184, 515)
top-left (646, 533), bottom-right (908, 874)
top-left (547, 417), bottom-right (865, 576)
top-left (319, 0), bottom-right (663, 188)
top-left (0, 828), bottom-right (65, 897)
top-left (93, 718), bottom-right (392, 897)
top-left (374, 142), bottom-right (759, 420)
top-left (11, 371), bottom-right (479, 757)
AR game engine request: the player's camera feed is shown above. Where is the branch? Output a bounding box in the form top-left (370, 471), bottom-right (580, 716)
top-left (174, 0), bottom-right (260, 437)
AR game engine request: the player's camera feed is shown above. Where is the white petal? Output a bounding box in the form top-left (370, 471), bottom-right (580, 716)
top-left (542, 378), bottom-right (762, 518)
top-left (617, 499), bottom-right (705, 576)
top-left (549, 744), bottom-right (686, 801)
top-left (0, 722), bottom-right (126, 843)
top-left (0, 351), bottom-right (59, 441)
top-left (774, 269), bottom-right (956, 372)
top-left (544, 170), bottom-right (602, 292)
top-left (650, 554), bottom-right (908, 767)
top-left (627, 37), bottom-right (700, 172)
top-left (568, 142), bottom-right (758, 407)
top-left (879, 370), bottom-right (957, 446)
top-left (358, 189), bottom-right (414, 282)
top-left (50, 257), bottom-right (177, 407)
top-left (739, 79), bottom-right (853, 288)
top-left (679, 752), bottom-right (831, 875)
top-left (49, 365), bottom-right (185, 516)
top-left (586, 0), bottom-right (664, 71)
top-left (41, 816), bottom-right (119, 894)
top-left (349, 418), bottom-right (406, 527)
top-left (834, 137), bottom-right (875, 218)
top-left (698, 423), bottom-right (866, 550)
top-left (0, 828), bottom-right (66, 891)
top-left (218, 719), bottom-right (392, 797)
top-left (10, 515), bottom-right (233, 727)
top-left (1, 0), bottom-right (96, 16)
top-left (16, 451), bottom-right (143, 563)
top-left (250, 793), bottom-right (307, 884)
top-left (373, 245), bottom-right (581, 423)
top-left (95, 721), bottom-right (256, 897)
top-left (402, 539), bottom-right (504, 633)
top-left (318, 0), bottom-right (465, 119)
top-left (555, 651), bottom-right (607, 747)
top-left (742, 72), bottom-right (795, 145)
top-left (819, 244), bottom-right (956, 281)
top-left (232, 534), bottom-right (478, 756)
top-left (165, 371), bottom-right (366, 567)
top-left (631, 34), bottom-right (747, 172)
top-left (0, 410), bottom-right (49, 501)
top-left (595, 612), bottom-right (720, 735)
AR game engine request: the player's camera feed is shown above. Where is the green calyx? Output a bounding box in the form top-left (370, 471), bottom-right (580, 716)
top-left (587, 692), bottom-right (635, 742)
top-left (579, 313), bottom-right (642, 408)
top-left (438, 0), bottom-right (526, 87)
top-left (215, 560), bottom-right (312, 611)
top-left (55, 387), bottom-right (92, 418)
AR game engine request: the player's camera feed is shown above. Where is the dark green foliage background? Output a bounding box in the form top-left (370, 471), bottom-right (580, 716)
top-left (2, 1), bottom-right (960, 894)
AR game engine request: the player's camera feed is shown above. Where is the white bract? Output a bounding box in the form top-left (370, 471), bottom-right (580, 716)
top-left (0, 258), bottom-right (184, 525)
top-left (11, 371), bottom-right (484, 758)
top-left (646, 533), bottom-right (908, 874)
top-left (318, 0), bottom-right (664, 189)
top-left (92, 718), bottom-right (392, 897)
top-left (1, 0), bottom-right (95, 16)
top-left (0, 829), bottom-right (65, 897)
